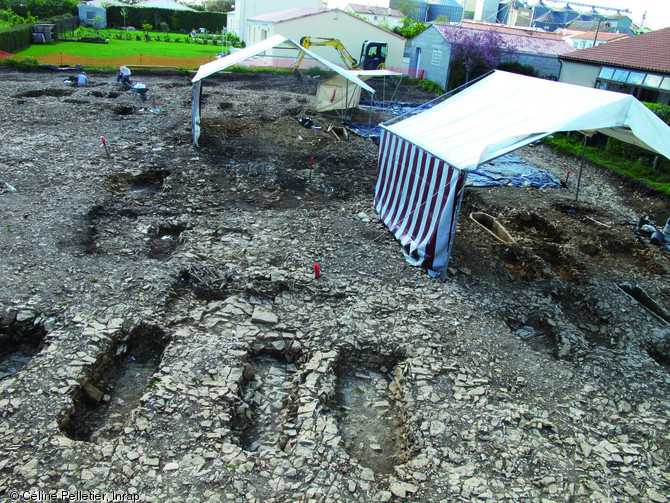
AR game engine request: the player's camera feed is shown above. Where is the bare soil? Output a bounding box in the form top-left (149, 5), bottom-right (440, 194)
top-left (1, 68), bottom-right (670, 502)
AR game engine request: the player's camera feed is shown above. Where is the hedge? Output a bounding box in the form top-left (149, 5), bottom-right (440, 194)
top-left (0, 0), bottom-right (78, 19)
top-left (106, 6), bottom-right (226, 34)
top-left (606, 101), bottom-right (670, 172)
top-left (0, 23), bottom-right (31, 53)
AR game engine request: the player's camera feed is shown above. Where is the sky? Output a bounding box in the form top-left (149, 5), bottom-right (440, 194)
top-left (325, 0), bottom-right (670, 30)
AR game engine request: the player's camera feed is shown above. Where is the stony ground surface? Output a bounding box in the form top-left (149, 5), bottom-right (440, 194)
top-left (1, 68), bottom-right (670, 502)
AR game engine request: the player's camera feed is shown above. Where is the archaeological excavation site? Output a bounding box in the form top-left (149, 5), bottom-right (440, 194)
top-left (1, 68), bottom-right (670, 502)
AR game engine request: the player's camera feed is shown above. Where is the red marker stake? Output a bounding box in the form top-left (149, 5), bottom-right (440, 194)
top-left (101, 136), bottom-right (110, 157)
top-left (314, 263), bottom-right (321, 278)
top-left (310, 156), bottom-right (314, 168)
top-left (566, 169), bottom-right (572, 183)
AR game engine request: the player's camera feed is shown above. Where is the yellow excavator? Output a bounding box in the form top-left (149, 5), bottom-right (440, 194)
top-left (291, 36), bottom-right (388, 71)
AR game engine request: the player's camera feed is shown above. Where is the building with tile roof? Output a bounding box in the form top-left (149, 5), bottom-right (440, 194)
top-left (344, 3), bottom-right (404, 29)
top-left (559, 26), bottom-right (670, 105)
top-left (244, 8), bottom-right (406, 70)
top-left (460, 19), bottom-right (565, 39)
top-left (561, 30), bottom-right (630, 50)
top-left (227, 0), bottom-right (324, 43)
top-left (78, 0), bottom-right (127, 29)
top-left (406, 22), bottom-right (574, 89)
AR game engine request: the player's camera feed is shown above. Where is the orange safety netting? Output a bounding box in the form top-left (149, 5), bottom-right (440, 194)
top-left (19, 53), bottom-right (219, 69)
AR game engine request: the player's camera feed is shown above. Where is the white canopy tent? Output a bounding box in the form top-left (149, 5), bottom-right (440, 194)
top-left (191, 34), bottom-right (375, 146)
top-left (375, 70), bottom-right (670, 277)
top-left (316, 69), bottom-right (402, 113)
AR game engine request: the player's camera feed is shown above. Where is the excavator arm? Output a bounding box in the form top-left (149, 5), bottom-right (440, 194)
top-left (291, 36), bottom-right (361, 71)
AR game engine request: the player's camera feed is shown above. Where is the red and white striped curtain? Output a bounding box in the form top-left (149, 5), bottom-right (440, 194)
top-left (374, 129), bottom-right (468, 274)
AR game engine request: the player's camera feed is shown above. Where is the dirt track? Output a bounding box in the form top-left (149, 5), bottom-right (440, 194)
top-left (1, 68), bottom-right (670, 502)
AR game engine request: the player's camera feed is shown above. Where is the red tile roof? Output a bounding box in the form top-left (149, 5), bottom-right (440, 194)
top-left (460, 19), bottom-right (564, 39)
top-left (560, 26), bottom-right (670, 73)
top-left (563, 31), bottom-right (630, 42)
top-left (434, 24), bottom-right (574, 57)
top-left (346, 3), bottom-right (404, 18)
top-left (249, 7), bottom-right (329, 24)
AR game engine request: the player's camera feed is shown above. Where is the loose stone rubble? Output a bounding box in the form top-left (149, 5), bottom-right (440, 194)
top-left (0, 69), bottom-right (669, 502)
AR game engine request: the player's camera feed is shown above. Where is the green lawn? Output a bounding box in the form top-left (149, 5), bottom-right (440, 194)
top-left (15, 37), bottom-right (225, 58)
top-left (543, 134), bottom-right (670, 196)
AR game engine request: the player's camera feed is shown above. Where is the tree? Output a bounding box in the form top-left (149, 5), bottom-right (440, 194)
top-left (93, 14), bottom-right (103, 30)
top-left (0, 0), bottom-right (78, 19)
top-left (120, 6), bottom-right (127, 28)
top-left (448, 28), bottom-right (512, 88)
top-left (393, 16), bottom-right (428, 39)
top-left (204, 0), bottom-right (234, 12)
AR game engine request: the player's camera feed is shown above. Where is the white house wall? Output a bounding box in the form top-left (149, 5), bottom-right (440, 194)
top-left (248, 11), bottom-right (405, 70)
top-left (348, 12), bottom-right (403, 29)
top-left (234, 0), bottom-right (324, 42)
top-left (558, 60), bottom-right (601, 88)
top-left (247, 22), bottom-right (276, 47)
top-left (407, 28), bottom-right (452, 89)
top-left (78, 5), bottom-right (106, 29)
top-left (474, 0), bottom-right (499, 22)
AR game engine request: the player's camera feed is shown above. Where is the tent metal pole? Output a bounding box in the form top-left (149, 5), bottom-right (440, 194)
top-left (366, 90), bottom-right (372, 156)
top-left (345, 79), bottom-right (350, 120)
top-left (389, 75), bottom-right (403, 105)
top-left (441, 170), bottom-right (468, 282)
top-left (575, 134), bottom-right (587, 202)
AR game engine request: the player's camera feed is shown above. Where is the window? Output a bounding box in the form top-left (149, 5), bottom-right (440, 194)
top-left (597, 66), bottom-right (670, 104)
top-left (637, 88), bottom-right (659, 103)
top-left (598, 67), bottom-right (614, 80)
top-left (431, 49), bottom-right (442, 66)
top-left (644, 74), bottom-right (663, 88)
top-left (612, 69), bottom-right (629, 82)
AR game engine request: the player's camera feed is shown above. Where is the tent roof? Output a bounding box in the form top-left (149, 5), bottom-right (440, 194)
top-left (383, 70), bottom-right (670, 172)
top-left (351, 69), bottom-right (402, 78)
top-left (191, 34), bottom-right (374, 94)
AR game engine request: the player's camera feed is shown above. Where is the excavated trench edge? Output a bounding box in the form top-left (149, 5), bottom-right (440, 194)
top-left (59, 324), bottom-right (171, 443)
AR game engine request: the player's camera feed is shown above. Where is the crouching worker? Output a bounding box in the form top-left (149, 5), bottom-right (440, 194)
top-left (117, 65), bottom-right (132, 85)
top-left (76, 71), bottom-right (89, 87)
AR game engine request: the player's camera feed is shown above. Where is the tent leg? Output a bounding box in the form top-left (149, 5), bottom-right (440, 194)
top-left (575, 135), bottom-right (587, 202)
top-left (389, 75), bottom-right (402, 104)
top-left (365, 90), bottom-right (372, 156)
top-left (442, 171), bottom-right (468, 282)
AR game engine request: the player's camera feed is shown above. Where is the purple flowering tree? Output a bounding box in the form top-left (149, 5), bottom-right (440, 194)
top-left (449, 28), bottom-right (513, 87)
